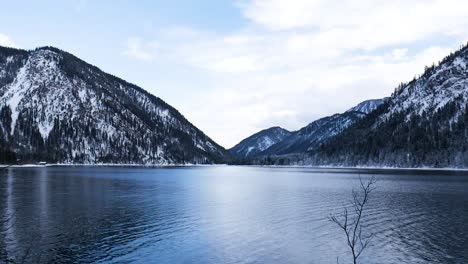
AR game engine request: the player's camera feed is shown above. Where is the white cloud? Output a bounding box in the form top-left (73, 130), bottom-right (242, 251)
top-left (390, 48), bottom-right (409, 61)
top-left (240, 0), bottom-right (468, 41)
top-left (211, 56), bottom-right (260, 73)
top-left (166, 34), bottom-right (463, 147)
top-left (122, 37), bottom-right (159, 61)
top-left (182, 42), bottom-right (454, 147)
top-left (0, 34), bottom-right (16, 48)
top-left (128, 1), bottom-right (468, 147)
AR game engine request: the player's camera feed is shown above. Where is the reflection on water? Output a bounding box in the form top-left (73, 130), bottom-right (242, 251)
top-left (0, 166), bottom-right (467, 263)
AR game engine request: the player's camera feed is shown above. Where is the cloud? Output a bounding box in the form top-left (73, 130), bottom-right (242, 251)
top-left (211, 56), bottom-right (259, 73)
top-left (127, 1), bottom-right (468, 147)
top-left (122, 37), bottom-right (159, 61)
top-left (0, 34), bottom-right (16, 48)
top-left (179, 41), bottom-right (455, 148)
top-left (240, 0), bottom-right (468, 42)
top-left (162, 32), bottom-right (462, 147)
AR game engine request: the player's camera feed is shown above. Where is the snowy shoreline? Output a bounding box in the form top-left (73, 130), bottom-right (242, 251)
top-left (1, 163), bottom-right (468, 172)
top-left (0, 163), bottom-right (227, 168)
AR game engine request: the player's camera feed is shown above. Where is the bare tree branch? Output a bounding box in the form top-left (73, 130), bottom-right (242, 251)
top-left (329, 175), bottom-right (377, 264)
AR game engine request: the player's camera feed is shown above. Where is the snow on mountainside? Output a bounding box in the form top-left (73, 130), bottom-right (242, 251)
top-left (383, 57), bottom-right (468, 122)
top-left (0, 46), bottom-right (228, 164)
top-left (259, 98), bottom-right (385, 156)
top-left (346, 98), bottom-right (387, 114)
top-left (229, 127), bottom-right (291, 158)
top-left (316, 43), bottom-right (468, 167)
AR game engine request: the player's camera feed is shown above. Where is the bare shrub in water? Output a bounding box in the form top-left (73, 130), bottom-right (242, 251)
top-left (329, 176), bottom-right (377, 264)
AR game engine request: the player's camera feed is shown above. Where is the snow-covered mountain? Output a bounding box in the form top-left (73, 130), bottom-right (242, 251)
top-left (258, 99), bottom-right (385, 156)
top-left (346, 98), bottom-right (387, 114)
top-left (315, 43), bottom-right (468, 167)
top-left (229, 127), bottom-right (291, 158)
top-left (0, 46), bottom-right (229, 164)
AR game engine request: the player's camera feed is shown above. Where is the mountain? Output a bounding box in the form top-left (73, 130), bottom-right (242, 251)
top-left (0, 46), bottom-right (229, 164)
top-left (315, 43), bottom-right (468, 168)
top-left (257, 99), bottom-right (385, 157)
top-left (229, 127), bottom-right (291, 158)
top-left (346, 98), bottom-right (386, 114)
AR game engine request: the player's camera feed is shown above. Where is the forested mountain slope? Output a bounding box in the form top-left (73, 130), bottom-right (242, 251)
top-left (0, 46), bottom-right (228, 164)
top-left (257, 99), bottom-right (385, 156)
top-left (229, 127), bottom-right (291, 158)
top-left (315, 44), bottom-right (468, 167)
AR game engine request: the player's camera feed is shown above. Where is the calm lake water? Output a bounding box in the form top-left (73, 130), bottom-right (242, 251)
top-left (0, 166), bottom-right (467, 264)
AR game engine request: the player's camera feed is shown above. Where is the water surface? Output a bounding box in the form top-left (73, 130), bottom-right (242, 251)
top-left (0, 166), bottom-right (467, 263)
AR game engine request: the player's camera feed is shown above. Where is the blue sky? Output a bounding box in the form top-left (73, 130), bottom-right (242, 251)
top-left (1, 0), bottom-right (468, 147)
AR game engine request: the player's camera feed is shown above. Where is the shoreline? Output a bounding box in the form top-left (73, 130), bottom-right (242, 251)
top-left (246, 164), bottom-right (468, 172)
top-left (2, 163), bottom-right (468, 172)
top-left (0, 163), bottom-right (227, 169)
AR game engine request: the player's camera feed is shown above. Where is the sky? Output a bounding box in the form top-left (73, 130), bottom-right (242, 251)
top-left (1, 0), bottom-right (468, 148)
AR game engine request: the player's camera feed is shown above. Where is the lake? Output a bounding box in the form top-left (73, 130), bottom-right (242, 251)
top-left (0, 166), bottom-right (467, 263)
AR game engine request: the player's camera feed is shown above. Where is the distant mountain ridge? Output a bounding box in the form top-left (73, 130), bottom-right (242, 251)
top-left (260, 98), bottom-right (386, 156)
top-left (230, 98), bottom-right (385, 161)
top-left (0, 45), bottom-right (229, 164)
top-left (229, 126), bottom-right (291, 158)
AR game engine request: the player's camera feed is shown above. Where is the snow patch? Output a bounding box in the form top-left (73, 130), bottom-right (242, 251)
top-left (196, 144), bottom-right (206, 151)
top-left (38, 120), bottom-right (54, 140)
top-left (5, 61), bottom-right (29, 134)
top-left (159, 109), bottom-right (170, 118)
top-left (78, 89), bottom-right (87, 102)
top-left (246, 146), bottom-right (255, 156)
top-left (453, 57), bottom-right (466, 70)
